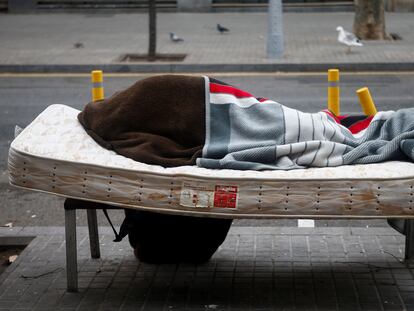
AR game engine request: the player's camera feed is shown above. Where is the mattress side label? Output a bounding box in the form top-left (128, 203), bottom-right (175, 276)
top-left (180, 181), bottom-right (238, 209)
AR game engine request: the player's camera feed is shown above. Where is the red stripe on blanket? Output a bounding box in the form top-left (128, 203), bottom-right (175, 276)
top-left (322, 110), bottom-right (374, 134)
top-left (322, 109), bottom-right (348, 124)
top-left (210, 83), bottom-right (254, 98)
top-left (348, 116), bottom-right (374, 134)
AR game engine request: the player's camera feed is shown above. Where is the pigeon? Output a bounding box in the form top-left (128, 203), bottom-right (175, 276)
top-left (73, 42), bottom-right (84, 49)
top-left (390, 32), bottom-right (402, 40)
top-left (336, 26), bottom-right (363, 54)
top-left (217, 23), bottom-right (229, 34)
top-left (169, 32), bottom-right (184, 43)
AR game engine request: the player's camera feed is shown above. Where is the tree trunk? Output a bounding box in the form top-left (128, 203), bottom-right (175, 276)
top-left (148, 0), bottom-right (157, 60)
top-left (353, 0), bottom-right (388, 40)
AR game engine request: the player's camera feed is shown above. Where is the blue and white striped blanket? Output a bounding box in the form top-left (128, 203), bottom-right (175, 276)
top-left (196, 77), bottom-right (414, 170)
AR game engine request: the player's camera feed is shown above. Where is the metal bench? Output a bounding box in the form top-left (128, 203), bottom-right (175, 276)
top-left (63, 197), bottom-right (414, 292)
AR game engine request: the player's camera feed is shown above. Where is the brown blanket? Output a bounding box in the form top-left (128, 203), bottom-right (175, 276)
top-left (78, 75), bottom-right (206, 167)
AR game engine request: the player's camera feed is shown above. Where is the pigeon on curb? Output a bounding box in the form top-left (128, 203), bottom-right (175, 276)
top-left (217, 23), bottom-right (229, 34)
top-left (336, 26), bottom-right (363, 54)
top-left (169, 32), bottom-right (184, 43)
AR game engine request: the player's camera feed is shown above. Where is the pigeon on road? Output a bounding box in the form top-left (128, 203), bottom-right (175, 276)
top-left (170, 32), bottom-right (184, 43)
top-left (336, 26), bottom-right (363, 54)
top-left (73, 42), bottom-right (84, 49)
top-left (217, 23), bottom-right (229, 34)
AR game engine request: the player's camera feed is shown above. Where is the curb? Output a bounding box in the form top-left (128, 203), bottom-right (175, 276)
top-left (1, 62), bottom-right (414, 73)
top-left (0, 226), bottom-right (398, 237)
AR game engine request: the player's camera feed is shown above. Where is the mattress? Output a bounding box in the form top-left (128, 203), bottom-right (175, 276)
top-left (8, 104), bottom-right (414, 219)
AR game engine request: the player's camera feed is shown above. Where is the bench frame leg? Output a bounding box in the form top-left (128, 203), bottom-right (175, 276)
top-left (65, 207), bottom-right (78, 292)
top-left (87, 209), bottom-right (101, 259)
top-left (64, 198), bottom-right (107, 292)
top-left (405, 219), bottom-right (414, 262)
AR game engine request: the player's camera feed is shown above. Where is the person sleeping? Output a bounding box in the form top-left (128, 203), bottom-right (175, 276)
top-left (78, 74), bottom-right (414, 171)
top-left (77, 74), bottom-right (414, 264)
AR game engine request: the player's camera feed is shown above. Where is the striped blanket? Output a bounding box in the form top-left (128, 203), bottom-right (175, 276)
top-left (197, 77), bottom-right (414, 170)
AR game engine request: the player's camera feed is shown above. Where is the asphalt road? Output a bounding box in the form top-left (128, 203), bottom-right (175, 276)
top-left (1, 72), bottom-right (413, 228)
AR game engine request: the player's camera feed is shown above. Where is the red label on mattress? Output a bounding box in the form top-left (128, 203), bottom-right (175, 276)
top-left (214, 185), bottom-right (238, 208)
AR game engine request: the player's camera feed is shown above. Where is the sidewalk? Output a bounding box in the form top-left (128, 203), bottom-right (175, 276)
top-left (0, 12), bottom-right (414, 72)
top-left (0, 226), bottom-right (413, 310)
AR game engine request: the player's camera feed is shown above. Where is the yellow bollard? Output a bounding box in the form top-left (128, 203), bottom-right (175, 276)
top-left (91, 70), bottom-right (104, 102)
top-left (327, 69), bottom-right (340, 116)
top-left (356, 87), bottom-right (377, 116)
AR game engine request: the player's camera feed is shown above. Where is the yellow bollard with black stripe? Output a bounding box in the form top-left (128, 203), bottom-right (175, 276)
top-left (91, 70), bottom-right (104, 102)
top-left (327, 69), bottom-right (340, 116)
top-left (356, 87), bottom-right (377, 116)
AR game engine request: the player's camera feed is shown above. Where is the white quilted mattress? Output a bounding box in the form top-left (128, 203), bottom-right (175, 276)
top-left (8, 104), bottom-right (414, 218)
